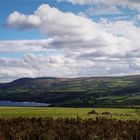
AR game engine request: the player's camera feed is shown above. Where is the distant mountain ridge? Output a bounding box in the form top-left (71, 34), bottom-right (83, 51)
top-left (0, 75), bottom-right (140, 107)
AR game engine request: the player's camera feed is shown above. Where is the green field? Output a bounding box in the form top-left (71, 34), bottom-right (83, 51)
top-left (0, 107), bottom-right (139, 120)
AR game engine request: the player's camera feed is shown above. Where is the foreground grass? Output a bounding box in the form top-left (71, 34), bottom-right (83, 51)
top-left (0, 117), bottom-right (140, 140)
top-left (0, 107), bottom-right (139, 120)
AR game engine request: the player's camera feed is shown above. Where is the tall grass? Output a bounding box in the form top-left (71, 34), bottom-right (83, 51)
top-left (0, 117), bottom-right (140, 140)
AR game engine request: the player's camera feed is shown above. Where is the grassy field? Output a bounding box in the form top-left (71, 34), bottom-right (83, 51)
top-left (0, 107), bottom-right (140, 139)
top-left (0, 107), bottom-right (139, 120)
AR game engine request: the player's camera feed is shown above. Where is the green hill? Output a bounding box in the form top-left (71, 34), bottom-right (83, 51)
top-left (0, 75), bottom-right (140, 107)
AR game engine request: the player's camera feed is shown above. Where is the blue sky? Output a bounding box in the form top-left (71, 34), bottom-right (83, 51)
top-left (0, 0), bottom-right (140, 82)
top-left (1, 0), bottom-right (139, 40)
top-left (0, 0), bottom-right (91, 40)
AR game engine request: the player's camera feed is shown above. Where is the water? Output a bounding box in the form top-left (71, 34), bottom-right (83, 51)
top-left (0, 101), bottom-right (50, 107)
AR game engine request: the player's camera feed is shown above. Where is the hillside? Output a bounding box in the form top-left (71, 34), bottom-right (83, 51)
top-left (0, 75), bottom-right (140, 107)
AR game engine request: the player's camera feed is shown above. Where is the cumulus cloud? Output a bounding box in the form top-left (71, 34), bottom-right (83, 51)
top-left (6, 4), bottom-right (132, 52)
top-left (1, 3), bottom-right (140, 82)
top-left (6, 11), bottom-right (41, 30)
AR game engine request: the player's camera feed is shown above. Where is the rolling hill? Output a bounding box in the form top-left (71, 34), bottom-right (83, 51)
top-left (0, 75), bottom-right (140, 107)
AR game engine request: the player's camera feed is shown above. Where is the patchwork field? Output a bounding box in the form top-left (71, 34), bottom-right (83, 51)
top-left (1, 76), bottom-right (140, 107)
top-left (0, 107), bottom-right (139, 120)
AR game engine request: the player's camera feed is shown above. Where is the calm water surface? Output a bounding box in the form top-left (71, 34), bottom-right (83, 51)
top-left (0, 101), bottom-right (49, 106)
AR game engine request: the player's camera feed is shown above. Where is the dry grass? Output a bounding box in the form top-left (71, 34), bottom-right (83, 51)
top-left (0, 117), bottom-right (140, 140)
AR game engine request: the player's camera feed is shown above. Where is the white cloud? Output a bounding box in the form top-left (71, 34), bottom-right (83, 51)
top-left (6, 4), bottom-right (132, 52)
top-left (58, 0), bottom-right (140, 10)
top-left (0, 39), bottom-right (53, 52)
top-left (6, 11), bottom-right (41, 30)
top-left (1, 53), bottom-right (140, 83)
top-left (86, 4), bottom-right (121, 15)
top-left (1, 4), bottom-right (140, 82)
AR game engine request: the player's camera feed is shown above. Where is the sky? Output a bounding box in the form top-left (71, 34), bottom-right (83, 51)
top-left (0, 0), bottom-right (140, 82)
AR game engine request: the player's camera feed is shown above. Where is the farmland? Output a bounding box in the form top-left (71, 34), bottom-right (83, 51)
top-left (1, 76), bottom-right (140, 107)
top-left (0, 107), bottom-right (139, 120)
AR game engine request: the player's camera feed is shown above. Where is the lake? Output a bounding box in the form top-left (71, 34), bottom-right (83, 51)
top-left (0, 101), bottom-right (50, 107)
